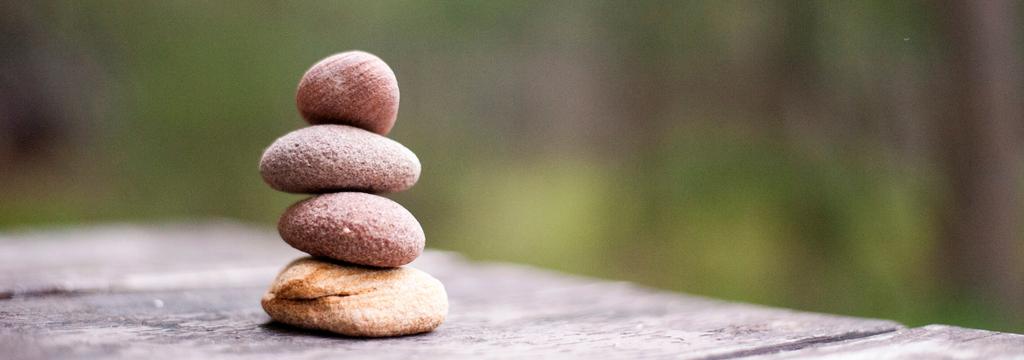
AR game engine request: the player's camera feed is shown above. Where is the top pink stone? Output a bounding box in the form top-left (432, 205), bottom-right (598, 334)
top-left (296, 51), bottom-right (400, 136)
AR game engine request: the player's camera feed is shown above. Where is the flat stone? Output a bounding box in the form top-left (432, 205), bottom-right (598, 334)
top-left (262, 257), bottom-right (448, 337)
top-left (259, 125), bottom-right (420, 194)
top-left (296, 51), bottom-right (400, 136)
top-left (279, 192), bottom-right (425, 267)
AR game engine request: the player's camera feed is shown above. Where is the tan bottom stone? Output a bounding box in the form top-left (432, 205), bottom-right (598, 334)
top-left (262, 257), bottom-right (448, 337)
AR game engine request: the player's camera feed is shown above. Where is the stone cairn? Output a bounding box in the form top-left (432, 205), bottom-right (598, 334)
top-left (258, 51), bottom-right (448, 337)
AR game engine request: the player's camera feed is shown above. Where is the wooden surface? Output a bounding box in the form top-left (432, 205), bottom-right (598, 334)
top-left (0, 222), bottom-right (1022, 359)
top-left (750, 325), bottom-right (1024, 359)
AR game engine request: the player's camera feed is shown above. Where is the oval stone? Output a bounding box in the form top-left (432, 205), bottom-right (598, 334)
top-left (279, 192), bottom-right (424, 267)
top-left (262, 257), bottom-right (448, 337)
top-left (296, 51), bottom-right (400, 136)
top-left (259, 125), bottom-right (421, 194)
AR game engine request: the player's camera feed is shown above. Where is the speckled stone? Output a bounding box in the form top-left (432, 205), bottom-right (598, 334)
top-left (296, 51), bottom-right (400, 136)
top-left (279, 192), bottom-right (424, 267)
top-left (259, 125), bottom-right (421, 194)
top-left (262, 257), bottom-right (448, 337)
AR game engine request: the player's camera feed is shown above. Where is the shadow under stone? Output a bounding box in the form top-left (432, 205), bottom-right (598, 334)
top-left (258, 320), bottom-right (436, 340)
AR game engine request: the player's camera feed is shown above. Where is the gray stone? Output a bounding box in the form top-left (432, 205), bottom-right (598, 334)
top-left (259, 125), bottom-right (420, 194)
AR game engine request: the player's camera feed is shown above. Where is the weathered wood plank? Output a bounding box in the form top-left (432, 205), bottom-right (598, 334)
top-left (0, 222), bottom-right (304, 296)
top-left (1, 223), bottom-right (905, 359)
top-left (745, 324), bottom-right (1024, 359)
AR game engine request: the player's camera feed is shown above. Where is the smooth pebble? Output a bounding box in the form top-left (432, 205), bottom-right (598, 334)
top-left (279, 192), bottom-right (424, 267)
top-left (296, 51), bottom-right (400, 136)
top-left (259, 125), bottom-right (420, 194)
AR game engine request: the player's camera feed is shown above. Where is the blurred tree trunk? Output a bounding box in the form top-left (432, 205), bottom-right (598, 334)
top-left (933, 0), bottom-right (1023, 313)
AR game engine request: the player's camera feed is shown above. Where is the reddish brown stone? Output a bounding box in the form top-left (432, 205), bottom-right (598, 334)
top-left (296, 51), bottom-right (399, 136)
top-left (279, 192), bottom-right (424, 267)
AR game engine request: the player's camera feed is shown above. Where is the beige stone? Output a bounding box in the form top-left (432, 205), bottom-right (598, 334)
top-left (262, 257), bottom-right (448, 337)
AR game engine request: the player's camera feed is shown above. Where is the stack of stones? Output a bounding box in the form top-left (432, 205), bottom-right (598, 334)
top-left (258, 51), bottom-right (448, 337)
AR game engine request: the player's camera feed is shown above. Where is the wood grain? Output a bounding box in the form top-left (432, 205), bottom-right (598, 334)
top-left (0, 222), bottom-right (1017, 359)
top-left (747, 324), bottom-right (1024, 359)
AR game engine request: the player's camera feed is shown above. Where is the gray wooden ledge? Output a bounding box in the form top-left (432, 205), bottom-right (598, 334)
top-left (0, 222), bottom-right (1021, 359)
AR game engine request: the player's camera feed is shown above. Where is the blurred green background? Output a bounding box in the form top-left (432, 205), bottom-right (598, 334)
top-left (2, 1), bottom-right (1023, 333)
